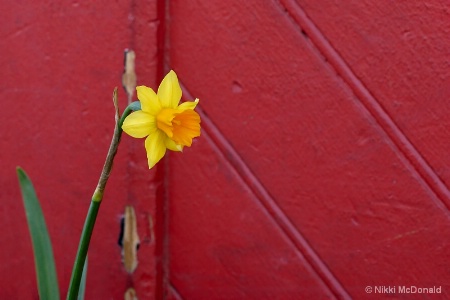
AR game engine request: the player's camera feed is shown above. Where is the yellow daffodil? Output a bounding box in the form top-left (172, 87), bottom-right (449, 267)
top-left (122, 70), bottom-right (201, 168)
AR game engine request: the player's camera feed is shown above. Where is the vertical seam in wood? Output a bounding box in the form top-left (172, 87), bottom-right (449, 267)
top-left (155, 0), bottom-right (170, 299)
top-left (276, 0), bottom-right (450, 212)
top-left (157, 0), bottom-right (169, 80)
top-left (179, 83), bottom-right (351, 300)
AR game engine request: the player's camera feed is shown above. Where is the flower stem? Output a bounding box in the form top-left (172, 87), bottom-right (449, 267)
top-left (66, 201), bottom-right (100, 300)
top-left (66, 89), bottom-right (141, 300)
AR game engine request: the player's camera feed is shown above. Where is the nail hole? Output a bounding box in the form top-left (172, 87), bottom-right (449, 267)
top-left (232, 81), bottom-right (243, 93)
top-left (301, 28), bottom-right (308, 39)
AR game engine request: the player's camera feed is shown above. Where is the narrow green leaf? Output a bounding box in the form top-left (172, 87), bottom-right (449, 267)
top-left (16, 167), bottom-right (60, 300)
top-left (77, 256), bottom-right (88, 300)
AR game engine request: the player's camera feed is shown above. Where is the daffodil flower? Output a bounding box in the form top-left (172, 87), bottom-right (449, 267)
top-left (122, 70), bottom-right (201, 168)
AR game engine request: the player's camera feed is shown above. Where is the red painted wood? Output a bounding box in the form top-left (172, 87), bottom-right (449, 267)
top-left (168, 129), bottom-right (334, 299)
top-left (3, 0), bottom-right (449, 298)
top-left (1, 1), bottom-right (163, 299)
top-left (293, 0), bottom-right (450, 202)
top-left (167, 0), bottom-right (450, 299)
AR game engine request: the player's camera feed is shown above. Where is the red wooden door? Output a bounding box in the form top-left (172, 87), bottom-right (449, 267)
top-left (2, 0), bottom-right (450, 299)
top-left (165, 0), bottom-right (450, 299)
top-left (1, 1), bottom-right (164, 299)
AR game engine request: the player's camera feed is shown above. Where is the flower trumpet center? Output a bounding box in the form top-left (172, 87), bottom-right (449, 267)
top-left (156, 108), bottom-right (201, 146)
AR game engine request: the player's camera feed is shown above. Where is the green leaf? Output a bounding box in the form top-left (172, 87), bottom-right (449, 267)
top-left (77, 256), bottom-right (88, 300)
top-left (16, 167), bottom-right (60, 300)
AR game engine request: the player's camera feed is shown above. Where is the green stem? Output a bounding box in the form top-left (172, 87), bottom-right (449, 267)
top-left (66, 201), bottom-right (100, 300)
top-left (66, 89), bottom-right (141, 300)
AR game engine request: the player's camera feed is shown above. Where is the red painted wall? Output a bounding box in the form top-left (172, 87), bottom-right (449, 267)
top-left (166, 0), bottom-right (450, 299)
top-left (2, 0), bottom-right (450, 299)
top-left (1, 1), bottom-right (164, 299)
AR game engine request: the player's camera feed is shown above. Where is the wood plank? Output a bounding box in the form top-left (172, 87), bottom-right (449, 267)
top-left (294, 0), bottom-right (450, 199)
top-left (168, 130), bottom-right (335, 299)
top-left (168, 0), bottom-right (450, 298)
top-left (0, 0), bottom-right (161, 298)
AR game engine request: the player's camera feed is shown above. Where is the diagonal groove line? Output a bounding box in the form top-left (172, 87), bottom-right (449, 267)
top-left (179, 83), bottom-right (351, 299)
top-left (277, 0), bottom-right (450, 212)
top-left (168, 282), bottom-right (184, 300)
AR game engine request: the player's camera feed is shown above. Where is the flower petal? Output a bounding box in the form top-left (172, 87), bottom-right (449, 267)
top-left (157, 70), bottom-right (182, 109)
top-left (178, 98), bottom-right (199, 110)
top-left (136, 86), bottom-right (161, 115)
top-left (171, 110), bottom-right (201, 147)
top-left (164, 135), bottom-right (183, 152)
top-left (156, 108), bottom-right (178, 138)
top-left (145, 130), bottom-right (167, 169)
top-left (122, 111), bottom-right (157, 138)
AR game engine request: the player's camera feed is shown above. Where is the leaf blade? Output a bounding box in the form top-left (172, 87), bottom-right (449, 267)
top-left (77, 256), bottom-right (88, 300)
top-left (17, 167), bottom-right (60, 300)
